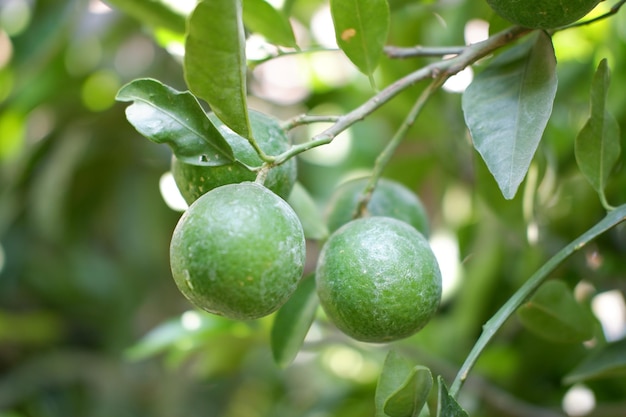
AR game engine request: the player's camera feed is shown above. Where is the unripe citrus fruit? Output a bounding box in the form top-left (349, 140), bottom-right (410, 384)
top-left (170, 182), bottom-right (306, 320)
top-left (172, 110), bottom-right (297, 204)
top-left (485, 0), bottom-right (600, 29)
top-left (316, 216), bottom-right (441, 343)
top-left (325, 177), bottom-right (429, 236)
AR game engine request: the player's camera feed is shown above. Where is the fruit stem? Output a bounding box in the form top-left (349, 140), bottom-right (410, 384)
top-left (449, 204), bottom-right (626, 398)
top-left (354, 75), bottom-right (447, 219)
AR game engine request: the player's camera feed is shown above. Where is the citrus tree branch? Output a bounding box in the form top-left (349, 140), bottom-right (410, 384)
top-left (384, 45), bottom-right (466, 58)
top-left (449, 204), bottom-right (626, 397)
top-left (281, 114), bottom-right (342, 131)
top-left (273, 25), bottom-right (531, 166)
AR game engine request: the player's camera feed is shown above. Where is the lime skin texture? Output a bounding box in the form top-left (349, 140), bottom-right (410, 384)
top-left (171, 110), bottom-right (297, 205)
top-left (325, 177), bottom-right (430, 236)
top-left (316, 216), bottom-right (442, 343)
top-left (169, 182), bottom-right (306, 320)
top-left (486, 0), bottom-right (600, 29)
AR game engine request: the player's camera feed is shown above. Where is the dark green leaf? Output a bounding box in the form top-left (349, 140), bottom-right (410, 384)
top-left (564, 338), bottom-right (626, 384)
top-left (462, 32), bottom-right (558, 199)
top-left (270, 275), bottom-right (319, 368)
top-left (330, 0), bottom-right (389, 84)
top-left (103, 0), bottom-right (186, 34)
top-left (517, 280), bottom-right (595, 343)
top-left (287, 183), bottom-right (329, 240)
top-left (575, 58), bottom-right (621, 207)
top-left (116, 78), bottom-right (234, 166)
top-left (436, 376), bottom-right (468, 417)
top-left (376, 350), bottom-right (433, 417)
top-left (243, 0), bottom-right (297, 48)
top-left (185, 0), bottom-right (251, 139)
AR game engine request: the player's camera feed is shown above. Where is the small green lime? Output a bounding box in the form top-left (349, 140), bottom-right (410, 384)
top-left (325, 177), bottom-right (429, 236)
top-left (170, 182), bottom-right (306, 320)
top-left (316, 216), bottom-right (441, 343)
top-left (486, 0), bottom-right (600, 29)
top-left (172, 110), bottom-right (297, 204)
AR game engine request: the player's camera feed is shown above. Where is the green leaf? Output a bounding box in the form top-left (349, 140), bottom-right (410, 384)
top-left (185, 0), bottom-right (252, 139)
top-left (376, 350), bottom-right (433, 417)
top-left (436, 376), bottom-right (468, 417)
top-left (330, 0), bottom-right (389, 84)
top-left (116, 78), bottom-right (235, 166)
top-left (270, 275), bottom-right (319, 368)
top-left (462, 32), bottom-right (558, 200)
top-left (517, 280), bottom-right (595, 343)
top-left (243, 0), bottom-right (297, 48)
top-left (103, 0), bottom-right (186, 34)
top-left (287, 182), bottom-right (329, 240)
top-left (564, 338), bottom-right (626, 384)
top-left (575, 58), bottom-right (621, 209)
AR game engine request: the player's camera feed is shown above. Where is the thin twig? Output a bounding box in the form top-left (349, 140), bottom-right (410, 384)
top-left (384, 45), bottom-right (466, 58)
top-left (281, 114), bottom-right (342, 131)
top-left (556, 0), bottom-right (626, 29)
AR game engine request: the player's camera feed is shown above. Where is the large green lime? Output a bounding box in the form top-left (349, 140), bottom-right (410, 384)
top-left (486, 0), bottom-right (600, 29)
top-left (170, 182), bottom-right (306, 320)
top-left (316, 216), bottom-right (441, 343)
top-left (172, 110), bottom-right (297, 204)
top-left (325, 177), bottom-right (429, 236)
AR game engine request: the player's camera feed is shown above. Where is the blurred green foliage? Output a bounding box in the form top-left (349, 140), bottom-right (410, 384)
top-left (1, 0), bottom-right (625, 416)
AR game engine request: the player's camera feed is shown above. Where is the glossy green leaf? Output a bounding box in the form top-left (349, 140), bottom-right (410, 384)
top-left (243, 0), bottom-right (297, 48)
top-left (103, 0), bottom-right (186, 34)
top-left (575, 58), bottom-right (621, 208)
top-left (287, 182), bottom-right (329, 240)
top-left (376, 350), bottom-right (433, 417)
top-left (564, 338), bottom-right (626, 384)
top-left (116, 78), bottom-right (234, 166)
top-left (462, 32), bottom-right (558, 200)
top-left (185, 0), bottom-right (251, 139)
top-left (330, 0), bottom-right (389, 83)
top-left (436, 376), bottom-right (468, 417)
top-left (517, 280), bottom-right (595, 343)
top-left (270, 275), bottom-right (319, 368)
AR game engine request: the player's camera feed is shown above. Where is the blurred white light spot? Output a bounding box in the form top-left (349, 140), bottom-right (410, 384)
top-left (311, 5), bottom-right (338, 48)
top-left (591, 290), bottom-right (626, 342)
top-left (299, 123), bottom-right (352, 166)
top-left (464, 19), bottom-right (489, 45)
top-left (114, 35), bottom-right (156, 77)
top-left (429, 230), bottom-right (461, 303)
top-left (251, 54), bottom-right (311, 105)
top-left (181, 310), bottom-right (202, 331)
top-left (162, 0), bottom-right (197, 15)
top-left (562, 384), bottom-right (596, 417)
top-left (159, 171), bottom-right (188, 212)
top-left (88, 0), bottom-right (112, 14)
top-left (0, 30), bottom-right (13, 68)
top-left (323, 346), bottom-right (364, 379)
top-left (442, 65), bottom-right (473, 93)
top-left (1, 0), bottom-right (31, 36)
top-left (309, 51), bottom-right (358, 88)
top-left (574, 281), bottom-right (595, 303)
top-left (246, 34), bottom-right (278, 61)
top-left (0, 243), bottom-right (5, 275)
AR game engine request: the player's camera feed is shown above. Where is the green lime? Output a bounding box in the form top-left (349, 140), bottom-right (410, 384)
top-left (325, 177), bottom-right (429, 236)
top-left (316, 216), bottom-right (441, 343)
top-left (171, 110), bottom-right (297, 204)
top-left (170, 182), bottom-right (306, 320)
top-left (486, 0), bottom-right (600, 29)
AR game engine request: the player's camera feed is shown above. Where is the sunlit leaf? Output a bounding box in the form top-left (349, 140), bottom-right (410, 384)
top-left (116, 78), bottom-right (234, 166)
top-left (376, 350), bottom-right (433, 417)
top-left (564, 338), bottom-right (626, 384)
top-left (462, 32), bottom-right (558, 199)
top-left (575, 58), bottom-right (621, 209)
top-left (185, 0), bottom-right (251, 139)
top-left (270, 275), bottom-right (318, 368)
top-left (436, 376), bottom-right (468, 417)
top-left (330, 0), bottom-right (389, 84)
top-left (243, 0), bottom-right (297, 48)
top-left (287, 183), bottom-right (329, 240)
top-left (517, 280), bottom-right (595, 343)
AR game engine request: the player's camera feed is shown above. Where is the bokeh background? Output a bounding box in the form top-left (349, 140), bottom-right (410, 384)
top-left (1, 0), bottom-right (626, 416)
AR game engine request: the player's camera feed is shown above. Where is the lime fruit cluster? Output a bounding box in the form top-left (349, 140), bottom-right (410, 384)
top-left (485, 0), bottom-right (600, 29)
top-left (325, 177), bottom-right (430, 235)
top-left (316, 216), bottom-right (442, 343)
top-left (170, 182), bottom-right (305, 320)
top-left (172, 110), bottom-right (297, 205)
